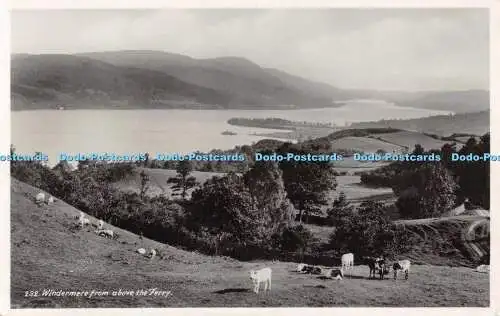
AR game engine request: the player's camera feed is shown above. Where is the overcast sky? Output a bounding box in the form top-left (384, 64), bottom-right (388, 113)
top-left (11, 9), bottom-right (489, 91)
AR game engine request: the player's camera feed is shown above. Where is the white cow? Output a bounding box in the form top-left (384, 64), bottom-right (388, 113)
top-left (393, 259), bottom-right (411, 280)
top-left (35, 192), bottom-right (45, 205)
top-left (47, 196), bottom-right (55, 204)
top-left (341, 253), bottom-right (354, 276)
top-left (249, 267), bottom-right (272, 294)
top-left (98, 219), bottom-right (104, 230)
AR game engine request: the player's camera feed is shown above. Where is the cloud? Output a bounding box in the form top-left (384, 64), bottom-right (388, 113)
top-left (10, 9), bottom-right (489, 91)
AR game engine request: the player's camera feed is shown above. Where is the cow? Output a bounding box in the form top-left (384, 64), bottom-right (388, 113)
top-left (393, 260), bottom-right (411, 280)
top-left (364, 256), bottom-right (385, 279)
top-left (377, 259), bottom-right (391, 280)
top-left (296, 263), bottom-right (307, 273)
top-left (299, 265), bottom-right (323, 275)
top-left (323, 268), bottom-right (344, 280)
top-left (341, 253), bottom-right (354, 277)
top-left (249, 267), bottom-right (272, 294)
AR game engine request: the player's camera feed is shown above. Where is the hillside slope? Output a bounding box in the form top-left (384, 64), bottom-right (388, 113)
top-left (395, 216), bottom-right (490, 267)
top-left (77, 51), bottom-right (339, 108)
top-left (349, 111), bottom-right (489, 137)
top-left (11, 178), bottom-right (489, 307)
top-left (11, 54), bottom-right (233, 110)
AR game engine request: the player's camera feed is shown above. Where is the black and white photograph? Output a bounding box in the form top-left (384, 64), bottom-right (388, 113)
top-left (8, 6), bottom-right (491, 308)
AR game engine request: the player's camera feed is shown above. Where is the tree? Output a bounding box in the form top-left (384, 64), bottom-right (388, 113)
top-left (395, 163), bottom-right (458, 219)
top-left (453, 134), bottom-right (489, 209)
top-left (139, 170), bottom-right (150, 200)
top-left (328, 201), bottom-right (411, 258)
top-left (167, 160), bottom-right (199, 200)
top-left (243, 160), bottom-right (294, 230)
top-left (327, 191), bottom-right (354, 226)
top-left (278, 145), bottom-right (337, 223)
top-left (273, 224), bottom-right (316, 260)
top-left (187, 172), bottom-right (259, 254)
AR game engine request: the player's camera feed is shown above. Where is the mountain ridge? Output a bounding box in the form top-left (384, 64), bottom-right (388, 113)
top-left (11, 51), bottom-right (489, 113)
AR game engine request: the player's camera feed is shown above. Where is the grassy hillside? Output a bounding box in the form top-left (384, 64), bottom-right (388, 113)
top-left (11, 178), bottom-right (489, 307)
top-left (330, 136), bottom-right (403, 153)
top-left (370, 131), bottom-right (450, 151)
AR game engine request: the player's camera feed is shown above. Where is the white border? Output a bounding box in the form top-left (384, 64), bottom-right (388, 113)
top-left (2, 0), bottom-right (498, 315)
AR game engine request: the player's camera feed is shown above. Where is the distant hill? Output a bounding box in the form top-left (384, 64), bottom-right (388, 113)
top-left (340, 89), bottom-right (489, 114)
top-left (11, 51), bottom-right (489, 113)
top-left (77, 51), bottom-right (341, 109)
top-left (10, 54), bottom-right (232, 110)
top-left (348, 111), bottom-right (489, 137)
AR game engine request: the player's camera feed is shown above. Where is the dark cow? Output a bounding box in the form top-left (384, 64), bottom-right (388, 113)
top-left (377, 260), bottom-right (391, 280)
top-left (299, 264), bottom-right (323, 275)
top-left (363, 256), bottom-right (390, 279)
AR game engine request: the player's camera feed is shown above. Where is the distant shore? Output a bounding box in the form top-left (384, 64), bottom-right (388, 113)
top-left (10, 101), bottom-right (347, 112)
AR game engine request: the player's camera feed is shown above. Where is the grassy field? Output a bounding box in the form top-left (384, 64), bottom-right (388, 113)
top-left (369, 131), bottom-right (450, 151)
top-left (334, 175), bottom-right (394, 202)
top-left (330, 136), bottom-right (403, 153)
top-left (11, 178), bottom-right (490, 307)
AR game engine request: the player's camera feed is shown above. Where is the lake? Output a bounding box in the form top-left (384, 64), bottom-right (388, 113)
top-left (11, 100), bottom-right (451, 166)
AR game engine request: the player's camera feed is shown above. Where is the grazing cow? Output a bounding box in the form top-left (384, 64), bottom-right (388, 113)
top-left (341, 253), bottom-right (354, 276)
top-left (35, 192), bottom-right (45, 205)
top-left (47, 196), bottom-right (55, 205)
top-left (249, 267), bottom-right (272, 294)
top-left (393, 260), bottom-right (411, 280)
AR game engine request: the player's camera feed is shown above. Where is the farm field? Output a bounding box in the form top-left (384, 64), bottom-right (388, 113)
top-left (330, 136), bottom-right (403, 153)
top-left (11, 178), bottom-right (489, 307)
top-left (369, 131), bottom-right (450, 151)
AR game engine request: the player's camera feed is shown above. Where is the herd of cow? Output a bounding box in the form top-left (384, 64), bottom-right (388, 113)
top-left (296, 254), bottom-right (411, 281)
top-left (249, 253), bottom-right (411, 294)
